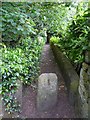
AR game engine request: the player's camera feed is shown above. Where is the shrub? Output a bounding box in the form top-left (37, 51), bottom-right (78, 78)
top-left (50, 36), bottom-right (60, 45)
top-left (0, 37), bottom-right (45, 113)
top-left (1, 3), bottom-right (36, 45)
top-left (50, 2), bottom-right (90, 74)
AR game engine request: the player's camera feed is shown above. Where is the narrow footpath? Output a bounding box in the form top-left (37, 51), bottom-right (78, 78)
top-left (20, 44), bottom-right (76, 118)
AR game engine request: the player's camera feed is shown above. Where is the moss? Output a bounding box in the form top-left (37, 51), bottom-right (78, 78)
top-left (70, 80), bottom-right (79, 93)
top-left (82, 62), bottom-right (88, 71)
top-left (81, 63), bottom-right (89, 90)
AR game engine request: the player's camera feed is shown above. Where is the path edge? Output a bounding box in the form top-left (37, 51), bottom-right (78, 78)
top-left (50, 43), bottom-right (80, 117)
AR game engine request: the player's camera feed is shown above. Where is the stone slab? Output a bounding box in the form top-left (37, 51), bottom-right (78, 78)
top-left (37, 73), bottom-right (58, 111)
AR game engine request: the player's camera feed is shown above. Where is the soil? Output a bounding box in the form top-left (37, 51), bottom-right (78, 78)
top-left (20, 44), bottom-right (76, 118)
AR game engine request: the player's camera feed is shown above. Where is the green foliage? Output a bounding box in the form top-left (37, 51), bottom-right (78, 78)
top-left (0, 37), bottom-right (44, 113)
top-left (50, 36), bottom-right (60, 45)
top-left (1, 2), bottom-right (46, 114)
top-left (51, 2), bottom-right (90, 74)
top-left (1, 1), bottom-right (89, 115)
top-left (50, 1), bottom-right (89, 72)
top-left (1, 37), bottom-right (44, 85)
top-left (1, 2), bottom-right (69, 44)
top-left (64, 2), bottom-right (89, 64)
top-left (1, 3), bottom-right (36, 44)
top-left (27, 2), bottom-right (68, 34)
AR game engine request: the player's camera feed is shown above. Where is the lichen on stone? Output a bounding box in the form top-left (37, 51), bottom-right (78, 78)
top-left (78, 62), bottom-right (90, 118)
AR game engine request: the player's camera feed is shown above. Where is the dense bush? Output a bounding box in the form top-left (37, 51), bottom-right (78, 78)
top-left (50, 36), bottom-right (60, 45)
top-left (62, 3), bottom-right (89, 66)
top-left (0, 37), bottom-right (44, 113)
top-left (1, 3), bottom-right (36, 45)
top-left (50, 2), bottom-right (90, 73)
top-left (1, 2), bottom-right (46, 114)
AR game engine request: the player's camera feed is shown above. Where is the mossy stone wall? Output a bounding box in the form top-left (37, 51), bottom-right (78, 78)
top-left (50, 43), bottom-right (80, 116)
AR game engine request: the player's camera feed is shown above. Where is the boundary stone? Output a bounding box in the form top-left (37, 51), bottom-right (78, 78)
top-left (37, 73), bottom-right (58, 111)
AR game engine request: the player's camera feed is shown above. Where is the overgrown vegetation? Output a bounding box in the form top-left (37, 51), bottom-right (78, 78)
top-left (0, 1), bottom-right (89, 115)
top-left (50, 1), bottom-right (89, 73)
top-left (1, 2), bottom-right (45, 114)
top-left (1, 3), bottom-right (36, 45)
top-left (1, 37), bottom-right (44, 113)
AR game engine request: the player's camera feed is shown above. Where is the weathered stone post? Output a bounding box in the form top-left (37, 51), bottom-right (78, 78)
top-left (37, 73), bottom-right (58, 111)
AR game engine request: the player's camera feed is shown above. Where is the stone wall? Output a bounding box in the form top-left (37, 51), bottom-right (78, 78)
top-left (78, 51), bottom-right (90, 118)
top-left (50, 43), bottom-right (79, 115)
top-left (50, 43), bottom-right (90, 118)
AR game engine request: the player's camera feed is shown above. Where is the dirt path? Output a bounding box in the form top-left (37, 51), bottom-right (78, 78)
top-left (20, 44), bottom-right (76, 118)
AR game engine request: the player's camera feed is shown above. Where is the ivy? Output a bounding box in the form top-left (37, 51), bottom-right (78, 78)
top-left (1, 2), bottom-right (47, 114)
top-left (0, 37), bottom-right (45, 113)
top-left (1, 3), bottom-right (36, 45)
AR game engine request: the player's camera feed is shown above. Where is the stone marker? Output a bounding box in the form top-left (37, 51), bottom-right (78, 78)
top-left (37, 73), bottom-right (58, 111)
